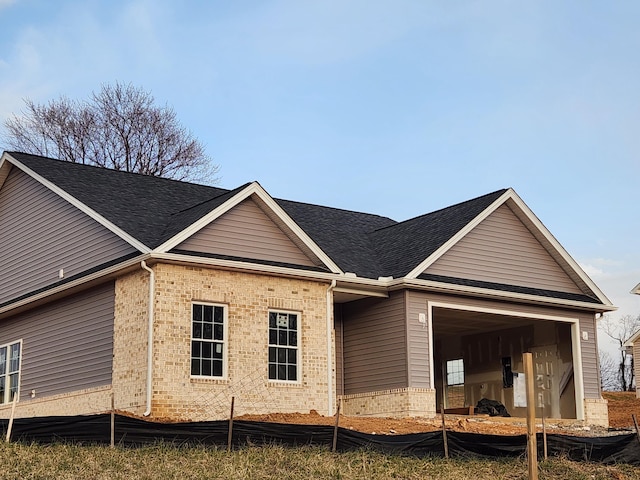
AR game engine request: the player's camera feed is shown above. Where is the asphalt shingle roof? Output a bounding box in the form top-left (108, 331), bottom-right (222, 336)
top-left (369, 189), bottom-right (508, 278)
top-left (5, 153), bottom-right (516, 282)
top-left (9, 151), bottom-right (231, 248)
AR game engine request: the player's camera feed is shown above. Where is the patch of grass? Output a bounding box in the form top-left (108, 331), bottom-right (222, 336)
top-left (0, 442), bottom-right (639, 480)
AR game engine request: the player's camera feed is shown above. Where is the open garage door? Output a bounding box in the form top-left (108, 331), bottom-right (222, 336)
top-left (430, 305), bottom-right (580, 420)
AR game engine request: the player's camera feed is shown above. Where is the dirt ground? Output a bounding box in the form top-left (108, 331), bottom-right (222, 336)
top-left (236, 391), bottom-right (640, 437)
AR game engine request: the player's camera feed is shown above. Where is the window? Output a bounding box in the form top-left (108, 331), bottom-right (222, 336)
top-left (268, 311), bottom-right (299, 382)
top-left (0, 340), bottom-right (21, 404)
top-left (446, 358), bottom-right (464, 386)
top-left (445, 358), bottom-right (465, 408)
top-left (191, 303), bottom-right (226, 378)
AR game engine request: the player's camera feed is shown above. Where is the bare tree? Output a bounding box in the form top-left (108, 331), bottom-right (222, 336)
top-left (599, 350), bottom-right (622, 391)
top-left (600, 314), bottom-right (640, 392)
top-left (3, 82), bottom-right (218, 182)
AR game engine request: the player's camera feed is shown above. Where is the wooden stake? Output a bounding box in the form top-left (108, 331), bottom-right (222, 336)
top-left (524, 352), bottom-right (538, 480)
top-left (632, 414), bottom-right (640, 447)
top-left (332, 398), bottom-right (342, 453)
top-left (441, 403), bottom-right (449, 459)
top-left (5, 393), bottom-right (18, 443)
top-left (110, 390), bottom-right (115, 448)
top-left (542, 414), bottom-right (547, 460)
top-left (227, 396), bottom-right (235, 453)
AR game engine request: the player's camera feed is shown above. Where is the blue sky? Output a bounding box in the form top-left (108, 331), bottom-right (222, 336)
top-left (1, 1), bottom-right (638, 346)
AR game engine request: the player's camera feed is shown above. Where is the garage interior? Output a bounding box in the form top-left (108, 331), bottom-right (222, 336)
top-left (432, 306), bottom-right (577, 420)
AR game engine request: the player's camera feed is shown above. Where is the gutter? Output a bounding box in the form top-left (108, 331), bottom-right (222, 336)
top-left (326, 279), bottom-right (336, 416)
top-left (140, 261), bottom-right (155, 417)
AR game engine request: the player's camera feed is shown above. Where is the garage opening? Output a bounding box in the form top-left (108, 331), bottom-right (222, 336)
top-left (431, 306), bottom-right (577, 420)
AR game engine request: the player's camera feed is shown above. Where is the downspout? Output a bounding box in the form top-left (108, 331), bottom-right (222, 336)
top-left (140, 261), bottom-right (154, 417)
top-left (326, 279), bottom-right (337, 416)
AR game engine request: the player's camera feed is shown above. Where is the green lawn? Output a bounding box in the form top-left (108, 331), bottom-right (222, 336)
top-left (1, 442), bottom-right (639, 480)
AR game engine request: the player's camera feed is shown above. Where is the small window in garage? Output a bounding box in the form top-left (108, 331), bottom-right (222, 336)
top-left (446, 358), bottom-right (465, 408)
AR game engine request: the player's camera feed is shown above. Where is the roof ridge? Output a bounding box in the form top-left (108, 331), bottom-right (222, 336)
top-left (276, 196), bottom-right (397, 223)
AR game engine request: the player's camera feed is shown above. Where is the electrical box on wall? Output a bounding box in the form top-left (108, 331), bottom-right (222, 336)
top-left (418, 313), bottom-right (426, 324)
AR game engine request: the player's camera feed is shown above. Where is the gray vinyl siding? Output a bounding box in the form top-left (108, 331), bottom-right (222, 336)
top-left (426, 204), bottom-right (583, 294)
top-left (405, 291), bottom-right (431, 388)
top-left (177, 198), bottom-right (317, 267)
top-left (0, 168), bottom-right (137, 305)
top-left (579, 313), bottom-right (600, 398)
top-left (0, 282), bottom-right (115, 400)
top-left (342, 292), bottom-right (407, 394)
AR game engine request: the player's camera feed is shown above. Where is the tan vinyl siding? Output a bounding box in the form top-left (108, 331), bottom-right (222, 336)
top-left (176, 198), bottom-right (317, 267)
top-left (342, 292), bottom-right (407, 394)
top-left (426, 204), bottom-right (583, 294)
top-left (0, 282), bottom-right (115, 400)
top-left (405, 291), bottom-right (431, 388)
top-left (0, 168), bottom-right (137, 305)
top-left (579, 313), bottom-right (600, 398)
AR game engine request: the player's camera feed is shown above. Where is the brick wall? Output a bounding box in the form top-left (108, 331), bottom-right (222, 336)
top-left (113, 263), bottom-right (334, 421)
top-left (583, 398), bottom-right (609, 427)
top-left (341, 388), bottom-right (437, 417)
top-left (112, 269), bottom-right (150, 415)
top-left (0, 386), bottom-right (112, 419)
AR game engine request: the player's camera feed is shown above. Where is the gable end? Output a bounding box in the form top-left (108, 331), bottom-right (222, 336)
top-left (174, 197), bottom-right (322, 268)
top-left (424, 202), bottom-right (587, 296)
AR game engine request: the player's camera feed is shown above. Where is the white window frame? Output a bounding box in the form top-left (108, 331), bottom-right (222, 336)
top-left (267, 310), bottom-right (301, 383)
top-left (0, 339), bottom-right (22, 404)
top-left (190, 302), bottom-right (227, 379)
top-left (446, 358), bottom-right (464, 386)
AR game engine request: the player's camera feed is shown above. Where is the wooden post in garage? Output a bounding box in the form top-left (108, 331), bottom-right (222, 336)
top-left (524, 352), bottom-right (538, 480)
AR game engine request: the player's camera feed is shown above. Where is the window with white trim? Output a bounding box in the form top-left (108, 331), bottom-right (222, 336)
top-left (0, 340), bottom-right (21, 404)
top-left (191, 303), bottom-right (226, 377)
top-left (268, 311), bottom-right (299, 382)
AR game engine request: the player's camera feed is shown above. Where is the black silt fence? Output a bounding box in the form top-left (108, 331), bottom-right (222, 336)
top-left (0, 414), bottom-right (638, 465)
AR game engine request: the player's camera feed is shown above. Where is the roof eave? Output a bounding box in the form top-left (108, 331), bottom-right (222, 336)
top-left (0, 253), bottom-right (149, 320)
top-left (390, 277), bottom-right (617, 313)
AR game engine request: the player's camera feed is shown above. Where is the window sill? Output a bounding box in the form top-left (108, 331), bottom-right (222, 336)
top-left (267, 380), bottom-right (303, 388)
top-left (190, 376), bottom-right (228, 385)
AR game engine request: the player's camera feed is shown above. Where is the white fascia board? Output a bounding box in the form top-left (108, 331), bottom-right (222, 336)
top-left (624, 329), bottom-right (640, 347)
top-left (405, 189), bottom-right (512, 279)
top-left (154, 181), bottom-right (343, 274)
top-left (4, 153), bottom-right (151, 253)
top-left (505, 190), bottom-right (614, 307)
top-left (391, 277), bottom-right (618, 313)
top-left (333, 286), bottom-right (388, 298)
top-left (0, 156), bottom-right (12, 190)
